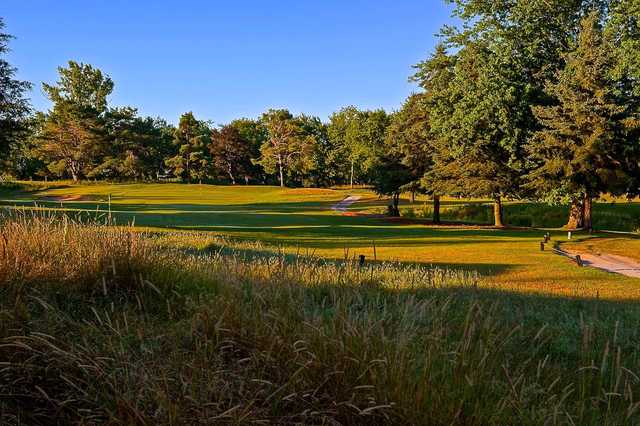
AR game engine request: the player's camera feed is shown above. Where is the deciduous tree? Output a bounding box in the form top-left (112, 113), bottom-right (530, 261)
top-left (210, 124), bottom-right (256, 184)
top-left (35, 61), bottom-right (113, 181)
top-left (386, 93), bottom-right (439, 221)
top-left (256, 109), bottom-right (315, 187)
top-left (328, 107), bottom-right (389, 188)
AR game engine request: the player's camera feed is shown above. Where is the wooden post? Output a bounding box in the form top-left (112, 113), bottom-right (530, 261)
top-left (576, 255), bottom-right (583, 267)
top-left (359, 255), bottom-right (366, 267)
top-left (372, 240), bottom-right (377, 261)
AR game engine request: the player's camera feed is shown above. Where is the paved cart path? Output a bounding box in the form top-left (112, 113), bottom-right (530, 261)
top-left (331, 195), bottom-right (361, 213)
top-left (565, 251), bottom-right (640, 278)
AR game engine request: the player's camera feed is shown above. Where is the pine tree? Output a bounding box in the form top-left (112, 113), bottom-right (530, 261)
top-left (165, 112), bottom-right (211, 182)
top-left (0, 18), bottom-right (32, 172)
top-left (528, 11), bottom-right (640, 230)
top-left (386, 94), bottom-right (440, 221)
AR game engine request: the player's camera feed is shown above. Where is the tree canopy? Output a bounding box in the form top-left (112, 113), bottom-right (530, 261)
top-left (2, 2), bottom-right (640, 229)
top-left (0, 18), bottom-right (31, 173)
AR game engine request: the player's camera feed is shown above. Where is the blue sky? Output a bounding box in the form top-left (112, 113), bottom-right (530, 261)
top-left (3, 1), bottom-right (453, 124)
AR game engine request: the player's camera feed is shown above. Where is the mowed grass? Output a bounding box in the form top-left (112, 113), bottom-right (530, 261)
top-left (1, 181), bottom-right (640, 300)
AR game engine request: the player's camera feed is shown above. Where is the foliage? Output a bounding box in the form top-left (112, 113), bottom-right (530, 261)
top-left (0, 18), bottom-right (32, 173)
top-left (369, 150), bottom-right (411, 216)
top-left (165, 112), bottom-right (211, 182)
top-left (327, 107), bottom-right (389, 187)
top-left (385, 93), bottom-right (434, 208)
top-left (210, 124), bottom-right (257, 184)
top-left (528, 12), bottom-right (640, 228)
top-left (255, 109), bottom-right (316, 187)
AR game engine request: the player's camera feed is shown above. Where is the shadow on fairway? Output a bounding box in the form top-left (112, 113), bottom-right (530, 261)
top-left (0, 198), bottom-right (548, 245)
top-left (176, 239), bottom-right (517, 278)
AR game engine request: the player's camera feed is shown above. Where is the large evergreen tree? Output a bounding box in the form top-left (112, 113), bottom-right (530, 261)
top-left (528, 12), bottom-right (640, 230)
top-left (165, 112), bottom-right (211, 182)
top-left (0, 18), bottom-right (32, 174)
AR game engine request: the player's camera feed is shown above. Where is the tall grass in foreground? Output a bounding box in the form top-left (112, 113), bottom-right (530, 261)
top-left (2, 215), bottom-right (640, 424)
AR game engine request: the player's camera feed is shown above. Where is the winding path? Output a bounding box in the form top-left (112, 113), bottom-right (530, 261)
top-left (566, 251), bottom-right (640, 278)
top-left (331, 195), bottom-right (361, 213)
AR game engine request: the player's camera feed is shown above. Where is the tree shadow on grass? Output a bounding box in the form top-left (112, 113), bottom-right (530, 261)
top-left (173, 238), bottom-right (517, 278)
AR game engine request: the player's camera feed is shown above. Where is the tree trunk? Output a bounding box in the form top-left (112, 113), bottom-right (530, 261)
top-left (350, 160), bottom-right (355, 190)
top-left (392, 193), bottom-right (400, 217)
top-left (278, 154), bottom-right (285, 187)
top-left (567, 198), bottom-right (584, 230)
top-left (493, 195), bottom-right (505, 228)
top-left (227, 163), bottom-right (236, 185)
top-left (433, 194), bottom-right (441, 224)
top-left (583, 194), bottom-right (593, 231)
top-left (411, 191), bottom-right (416, 203)
top-left (69, 161), bottom-right (79, 182)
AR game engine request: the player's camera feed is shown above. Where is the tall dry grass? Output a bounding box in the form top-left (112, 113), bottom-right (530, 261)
top-left (1, 213), bottom-right (640, 424)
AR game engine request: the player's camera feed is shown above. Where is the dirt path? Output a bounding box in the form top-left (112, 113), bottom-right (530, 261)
top-left (565, 251), bottom-right (640, 278)
top-left (331, 195), bottom-right (361, 213)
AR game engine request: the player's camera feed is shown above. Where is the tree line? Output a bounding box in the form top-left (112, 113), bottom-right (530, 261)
top-left (1, 0), bottom-right (640, 230)
top-left (1, 37), bottom-right (392, 190)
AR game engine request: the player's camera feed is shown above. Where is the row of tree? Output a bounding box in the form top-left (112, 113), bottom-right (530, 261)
top-left (2, 1), bottom-right (640, 230)
top-left (378, 1), bottom-right (640, 230)
top-left (1, 18), bottom-right (394, 189)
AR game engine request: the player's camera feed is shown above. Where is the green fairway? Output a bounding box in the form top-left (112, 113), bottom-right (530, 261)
top-left (2, 181), bottom-right (640, 300)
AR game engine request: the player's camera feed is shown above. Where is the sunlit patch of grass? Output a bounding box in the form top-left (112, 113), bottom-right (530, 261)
top-left (1, 182), bottom-right (640, 300)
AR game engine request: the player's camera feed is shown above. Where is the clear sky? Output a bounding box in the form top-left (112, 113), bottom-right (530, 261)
top-left (3, 0), bottom-right (453, 124)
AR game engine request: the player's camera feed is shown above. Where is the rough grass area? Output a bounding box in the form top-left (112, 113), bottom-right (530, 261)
top-left (2, 214), bottom-right (640, 424)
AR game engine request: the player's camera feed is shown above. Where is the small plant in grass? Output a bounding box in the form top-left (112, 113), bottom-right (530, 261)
top-left (403, 207), bottom-right (416, 218)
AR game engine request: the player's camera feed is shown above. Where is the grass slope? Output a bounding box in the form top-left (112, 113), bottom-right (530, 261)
top-left (0, 184), bottom-right (640, 300)
top-left (1, 182), bottom-right (639, 300)
top-left (2, 216), bottom-right (640, 424)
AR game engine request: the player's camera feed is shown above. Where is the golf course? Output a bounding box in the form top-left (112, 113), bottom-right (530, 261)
top-left (2, 182), bottom-right (640, 299)
top-left (4, 0), bottom-right (640, 422)
top-left (4, 182), bottom-right (640, 424)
